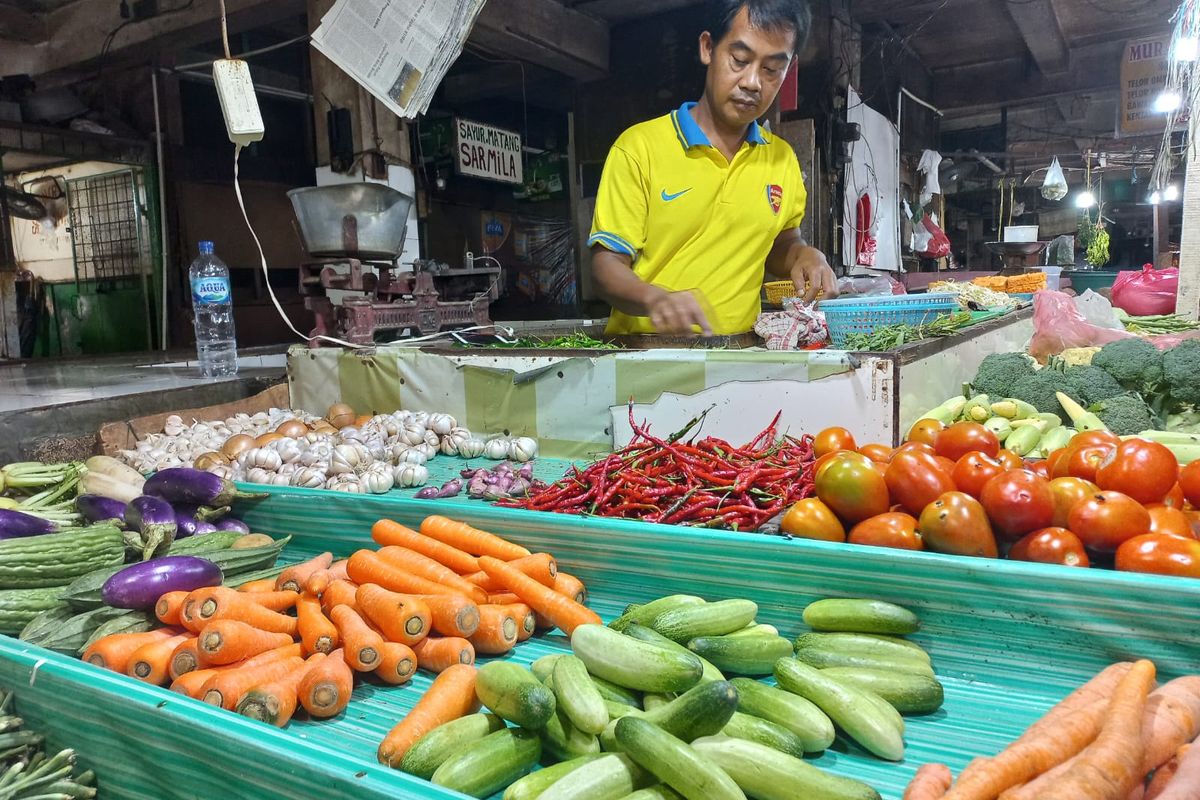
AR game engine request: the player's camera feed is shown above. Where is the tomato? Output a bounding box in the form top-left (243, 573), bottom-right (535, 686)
top-left (1026, 460), bottom-right (1051, 480)
top-left (1095, 439), bottom-right (1179, 505)
top-left (814, 427), bottom-right (857, 458)
top-left (1115, 534), bottom-right (1200, 579)
top-left (780, 498), bottom-right (846, 542)
top-left (1146, 504), bottom-right (1196, 540)
top-left (884, 451), bottom-right (956, 516)
top-left (1067, 491), bottom-right (1152, 553)
top-left (980, 469), bottom-right (1056, 541)
top-left (814, 455), bottom-right (890, 525)
top-left (1070, 430), bottom-right (1121, 449)
top-left (935, 422), bottom-right (1000, 461)
top-left (1048, 477), bottom-right (1098, 529)
top-left (814, 450), bottom-right (871, 481)
top-left (996, 450), bottom-right (1024, 471)
top-left (1179, 461), bottom-right (1200, 508)
top-left (917, 491), bottom-right (999, 558)
top-left (1008, 528), bottom-right (1091, 568)
top-left (858, 443), bottom-right (893, 463)
top-left (906, 418), bottom-right (944, 446)
top-left (891, 441), bottom-right (935, 460)
top-left (1164, 483), bottom-right (1187, 510)
top-left (1060, 443), bottom-right (1116, 482)
top-left (951, 451), bottom-right (1005, 499)
top-left (1045, 446), bottom-right (1071, 477)
top-left (934, 456), bottom-right (958, 475)
top-left (848, 512), bottom-right (923, 551)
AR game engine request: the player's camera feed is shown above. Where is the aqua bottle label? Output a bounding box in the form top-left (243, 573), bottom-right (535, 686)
top-left (191, 276), bottom-right (231, 304)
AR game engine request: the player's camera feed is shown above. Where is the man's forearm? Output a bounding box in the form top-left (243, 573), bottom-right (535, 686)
top-left (592, 250), bottom-right (667, 317)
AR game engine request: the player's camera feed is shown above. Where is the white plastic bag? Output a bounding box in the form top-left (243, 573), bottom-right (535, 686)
top-left (1041, 157), bottom-right (1068, 201)
top-left (1075, 290), bottom-right (1125, 331)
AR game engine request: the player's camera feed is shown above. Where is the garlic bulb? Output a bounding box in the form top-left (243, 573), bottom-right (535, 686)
top-left (509, 437), bottom-right (538, 463)
top-left (423, 429), bottom-right (441, 448)
top-left (329, 444), bottom-right (362, 475)
top-left (206, 464), bottom-right (234, 480)
top-left (326, 474), bottom-right (363, 493)
top-left (399, 422), bottom-right (426, 447)
top-left (393, 463), bottom-right (430, 488)
top-left (387, 443), bottom-right (411, 463)
top-left (301, 443), bottom-right (332, 468)
top-left (270, 437), bottom-right (303, 464)
top-left (457, 437), bottom-right (486, 459)
top-left (428, 412), bottom-right (457, 436)
top-left (246, 467), bottom-right (274, 484)
top-left (338, 426), bottom-right (362, 442)
top-left (291, 467), bottom-right (327, 489)
top-left (397, 448), bottom-right (427, 466)
top-left (415, 442), bottom-right (438, 460)
top-left (484, 437), bottom-right (511, 460)
top-left (269, 472), bottom-right (291, 487)
top-left (361, 462), bottom-right (395, 494)
top-left (277, 463), bottom-right (298, 477)
top-left (239, 448), bottom-right (283, 472)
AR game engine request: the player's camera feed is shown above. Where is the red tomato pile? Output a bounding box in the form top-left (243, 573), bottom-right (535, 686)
top-left (779, 422), bottom-right (1200, 580)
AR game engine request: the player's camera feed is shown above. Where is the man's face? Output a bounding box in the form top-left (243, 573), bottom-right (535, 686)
top-left (700, 6), bottom-right (795, 130)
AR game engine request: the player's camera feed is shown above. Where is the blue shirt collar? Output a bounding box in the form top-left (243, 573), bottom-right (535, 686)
top-left (671, 101), bottom-right (767, 150)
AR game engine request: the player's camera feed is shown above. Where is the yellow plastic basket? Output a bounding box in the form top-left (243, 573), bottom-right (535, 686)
top-left (764, 281), bottom-right (797, 305)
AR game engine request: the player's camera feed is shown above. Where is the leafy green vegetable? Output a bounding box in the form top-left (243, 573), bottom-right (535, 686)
top-left (460, 332), bottom-right (620, 350)
top-left (841, 312), bottom-right (971, 351)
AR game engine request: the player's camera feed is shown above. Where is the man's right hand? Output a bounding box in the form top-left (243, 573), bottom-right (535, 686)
top-left (646, 289), bottom-right (714, 336)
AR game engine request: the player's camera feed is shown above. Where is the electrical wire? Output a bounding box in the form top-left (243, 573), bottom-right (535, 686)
top-left (173, 33), bottom-right (310, 71)
top-left (218, 0), bottom-right (232, 60)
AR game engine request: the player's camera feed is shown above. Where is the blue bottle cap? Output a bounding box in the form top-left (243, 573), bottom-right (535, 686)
top-left (198, 241), bottom-right (214, 255)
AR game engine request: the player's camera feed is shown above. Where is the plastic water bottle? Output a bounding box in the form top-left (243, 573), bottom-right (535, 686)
top-left (189, 241), bottom-right (238, 377)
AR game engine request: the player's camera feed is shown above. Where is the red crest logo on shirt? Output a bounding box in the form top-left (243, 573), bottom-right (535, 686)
top-left (767, 184), bottom-right (783, 215)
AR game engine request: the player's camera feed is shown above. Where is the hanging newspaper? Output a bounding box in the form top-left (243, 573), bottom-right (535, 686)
top-left (311, 0), bottom-right (487, 119)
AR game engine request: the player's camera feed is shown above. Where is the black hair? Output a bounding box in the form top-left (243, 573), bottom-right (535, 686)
top-left (705, 0), bottom-right (813, 54)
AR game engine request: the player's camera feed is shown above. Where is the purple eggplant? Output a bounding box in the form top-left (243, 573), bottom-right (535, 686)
top-left (175, 503), bottom-right (231, 523)
top-left (75, 495), bottom-right (127, 525)
top-left (143, 467), bottom-right (267, 507)
top-left (101, 555), bottom-right (223, 610)
top-left (0, 509), bottom-right (58, 539)
top-left (125, 495), bottom-right (178, 561)
top-left (414, 487), bottom-right (441, 499)
top-left (193, 521), bottom-right (218, 535)
top-left (175, 509), bottom-right (201, 539)
top-left (215, 517), bottom-right (250, 534)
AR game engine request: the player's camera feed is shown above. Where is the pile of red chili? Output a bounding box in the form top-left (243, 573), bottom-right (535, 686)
top-left (498, 407), bottom-right (816, 531)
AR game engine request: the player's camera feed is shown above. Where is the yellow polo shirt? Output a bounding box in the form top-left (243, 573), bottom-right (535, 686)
top-left (590, 101), bottom-right (808, 335)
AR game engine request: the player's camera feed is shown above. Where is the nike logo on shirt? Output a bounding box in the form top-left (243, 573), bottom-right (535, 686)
top-left (661, 188), bottom-right (692, 202)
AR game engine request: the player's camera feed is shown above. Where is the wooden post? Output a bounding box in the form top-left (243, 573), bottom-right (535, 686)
top-left (1176, 141), bottom-right (1200, 320)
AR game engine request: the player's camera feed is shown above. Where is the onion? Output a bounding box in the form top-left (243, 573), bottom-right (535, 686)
top-left (327, 403), bottom-right (356, 429)
top-left (193, 451), bottom-right (229, 470)
top-left (255, 432), bottom-right (284, 447)
top-left (275, 419), bottom-right (309, 438)
top-left (221, 433), bottom-right (256, 459)
top-left (355, 414), bottom-right (373, 427)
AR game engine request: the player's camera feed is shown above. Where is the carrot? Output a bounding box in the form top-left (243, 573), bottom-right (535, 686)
top-left (377, 663), bottom-right (480, 767)
top-left (239, 590), bottom-right (299, 613)
top-left (487, 592), bottom-right (521, 605)
top-left (419, 515), bottom-right (530, 560)
top-left (372, 519), bottom-right (480, 574)
top-left (412, 636), bottom-right (475, 673)
top-left (298, 648), bottom-right (355, 719)
top-left (904, 764), bottom-right (953, 800)
top-left (1154, 744), bottom-right (1200, 800)
top-left (237, 578), bottom-right (278, 593)
top-left (322, 579), bottom-right (360, 614)
top-left (464, 553), bottom-right (558, 591)
top-left (197, 619), bottom-right (294, 667)
top-left (82, 628), bottom-right (181, 672)
top-left (553, 572), bottom-right (587, 604)
top-left (375, 641), bottom-right (417, 685)
top-left (155, 591), bottom-right (189, 625)
top-left (376, 546), bottom-right (488, 603)
top-left (169, 636), bottom-right (203, 680)
top-left (468, 604), bottom-right (519, 655)
top-left (330, 604), bottom-right (385, 671)
top-left (236, 653), bottom-right (326, 727)
top-left (171, 668), bottom-right (220, 698)
top-left (275, 552), bottom-right (334, 593)
top-left (477, 556), bottom-right (601, 635)
top-left (498, 602), bottom-right (535, 642)
top-left (346, 550), bottom-right (467, 599)
top-left (407, 594), bottom-right (480, 638)
top-left (1014, 663), bottom-right (1136, 745)
top-left (201, 655), bottom-right (306, 710)
top-left (356, 584), bottom-right (432, 645)
top-left (297, 593), bottom-right (340, 655)
top-left (188, 587), bottom-right (298, 636)
top-left (1147, 745), bottom-right (1191, 799)
top-left (305, 559), bottom-right (349, 596)
top-left (127, 633), bottom-right (193, 685)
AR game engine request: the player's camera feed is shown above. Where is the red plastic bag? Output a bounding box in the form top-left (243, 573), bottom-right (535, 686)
top-left (855, 193), bottom-right (877, 267)
top-left (1111, 264), bottom-right (1179, 317)
top-left (917, 214), bottom-right (950, 259)
top-left (1028, 290), bottom-right (1200, 361)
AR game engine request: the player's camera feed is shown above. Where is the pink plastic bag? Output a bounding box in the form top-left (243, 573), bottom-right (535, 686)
top-left (1111, 264), bottom-right (1179, 316)
top-left (1029, 290), bottom-right (1200, 361)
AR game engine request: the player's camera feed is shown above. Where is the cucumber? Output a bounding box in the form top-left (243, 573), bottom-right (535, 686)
top-left (400, 713), bottom-right (505, 779)
top-left (725, 624), bottom-right (778, 639)
top-left (542, 705), bottom-right (602, 761)
top-left (728, 678), bottom-right (834, 752)
top-left (721, 712), bottom-right (807, 759)
top-left (476, 662), bottom-right (556, 730)
top-left (432, 728), bottom-right (541, 798)
top-left (609, 595), bottom-right (705, 632)
top-left (687, 635), bottom-right (792, 676)
top-left (650, 600), bottom-right (758, 643)
top-left (531, 654), bottom-right (565, 681)
top-left (535, 653), bottom-right (641, 707)
top-left (844, 682), bottom-right (905, 737)
top-left (613, 717), bottom-right (745, 800)
top-left (793, 633), bottom-right (931, 663)
top-left (601, 681), bottom-right (739, 751)
top-left (625, 625), bottom-right (725, 684)
top-left (621, 788), bottom-right (684, 800)
top-left (801, 599), bottom-right (920, 635)
top-left (792, 647), bottom-right (935, 678)
top-left (691, 736), bottom-right (881, 800)
top-left (606, 701), bottom-right (645, 722)
top-left (555, 654), bottom-right (609, 735)
top-left (538, 753), bottom-right (655, 800)
top-left (641, 693), bottom-right (674, 711)
top-left (818, 668), bottom-right (944, 715)
top-left (774, 658), bottom-right (904, 761)
top-left (503, 755), bottom-right (603, 800)
top-left (80, 611), bottom-right (156, 652)
top-left (572, 624), bottom-right (703, 693)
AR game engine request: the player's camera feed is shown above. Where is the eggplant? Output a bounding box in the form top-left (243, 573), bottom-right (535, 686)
top-left (125, 496), bottom-right (178, 561)
top-left (175, 503), bottom-right (231, 523)
top-left (0, 509), bottom-right (58, 539)
top-left (75, 494), bottom-right (127, 525)
top-left (143, 467), bottom-right (267, 507)
top-left (101, 556), bottom-right (223, 610)
top-left (215, 517), bottom-right (250, 535)
top-left (193, 521), bottom-right (218, 535)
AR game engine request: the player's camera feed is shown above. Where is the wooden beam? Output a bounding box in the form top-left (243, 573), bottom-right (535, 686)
top-left (471, 0), bottom-right (609, 82)
top-left (0, 5), bottom-right (48, 44)
top-left (570, 0), bottom-right (695, 24)
top-left (1004, 0), bottom-right (1069, 74)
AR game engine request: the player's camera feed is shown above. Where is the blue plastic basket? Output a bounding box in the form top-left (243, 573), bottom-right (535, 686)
top-left (818, 292), bottom-right (958, 348)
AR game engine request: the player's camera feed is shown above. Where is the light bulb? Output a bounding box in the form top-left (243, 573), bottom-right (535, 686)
top-left (1176, 36), bottom-right (1199, 62)
top-left (1075, 191), bottom-right (1097, 209)
top-left (1154, 91), bottom-right (1182, 113)
top-left (1150, 191), bottom-right (1162, 205)
top-left (1165, 184), bottom-right (1180, 201)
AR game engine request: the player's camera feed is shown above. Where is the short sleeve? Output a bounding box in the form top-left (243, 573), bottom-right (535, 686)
top-left (782, 150), bottom-right (808, 231)
top-left (589, 144), bottom-right (648, 257)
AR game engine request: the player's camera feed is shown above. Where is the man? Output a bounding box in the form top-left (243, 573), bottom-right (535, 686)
top-left (589, 0), bottom-right (836, 336)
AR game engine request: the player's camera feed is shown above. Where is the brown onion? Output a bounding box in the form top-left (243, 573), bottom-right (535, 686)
top-left (327, 402), bottom-right (356, 429)
top-left (221, 433), bottom-right (256, 459)
top-left (255, 432), bottom-right (284, 446)
top-left (275, 419), bottom-right (309, 438)
top-left (355, 414), bottom-right (373, 427)
top-left (193, 451), bottom-right (229, 470)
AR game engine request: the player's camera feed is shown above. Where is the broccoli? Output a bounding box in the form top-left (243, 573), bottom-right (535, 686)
top-left (1063, 365), bottom-right (1125, 407)
top-left (972, 352), bottom-right (1038, 398)
top-left (1091, 338), bottom-right (1164, 391)
top-left (1091, 394), bottom-right (1155, 436)
top-left (1162, 340), bottom-right (1200, 407)
top-left (1010, 370), bottom-right (1072, 419)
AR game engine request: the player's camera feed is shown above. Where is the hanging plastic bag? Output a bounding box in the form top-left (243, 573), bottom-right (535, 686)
top-left (917, 214), bottom-right (950, 259)
top-left (1111, 264), bottom-right (1180, 316)
top-left (855, 193), bottom-right (877, 267)
top-left (1041, 157), bottom-right (1068, 201)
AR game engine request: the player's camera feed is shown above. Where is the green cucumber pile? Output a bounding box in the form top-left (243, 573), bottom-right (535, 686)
top-left (0, 688), bottom-right (96, 798)
top-left (400, 595), bottom-right (941, 799)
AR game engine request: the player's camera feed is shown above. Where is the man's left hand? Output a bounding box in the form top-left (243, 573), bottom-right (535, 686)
top-left (788, 246), bottom-right (838, 303)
